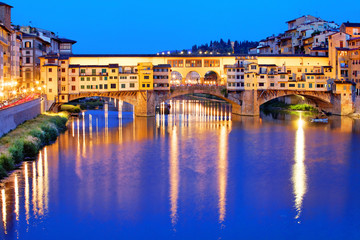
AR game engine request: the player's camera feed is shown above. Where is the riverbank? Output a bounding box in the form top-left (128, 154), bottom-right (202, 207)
top-left (0, 112), bottom-right (69, 179)
top-left (261, 100), bottom-right (320, 116)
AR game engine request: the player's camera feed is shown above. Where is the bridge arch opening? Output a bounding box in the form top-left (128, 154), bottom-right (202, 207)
top-left (259, 94), bottom-right (333, 114)
top-left (56, 95), bottom-right (136, 113)
top-left (204, 71), bottom-right (219, 85)
top-left (185, 71), bottom-right (201, 85)
top-left (170, 71), bottom-right (183, 86)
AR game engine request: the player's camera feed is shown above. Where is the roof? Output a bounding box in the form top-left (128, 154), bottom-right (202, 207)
top-left (109, 64), bottom-right (119, 68)
top-left (0, 2), bottom-right (13, 8)
top-left (349, 37), bottom-right (360, 41)
top-left (154, 64), bottom-right (171, 68)
top-left (258, 64), bottom-right (277, 67)
top-left (58, 38), bottom-right (77, 44)
top-left (336, 47), bottom-right (351, 51)
top-left (342, 22), bottom-right (360, 28)
top-left (305, 73), bottom-right (324, 75)
top-left (0, 24), bottom-right (10, 33)
top-left (311, 47), bottom-right (328, 51)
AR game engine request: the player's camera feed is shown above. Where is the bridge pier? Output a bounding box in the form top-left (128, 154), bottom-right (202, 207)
top-left (134, 91), bottom-right (156, 117)
top-left (229, 90), bottom-right (259, 116)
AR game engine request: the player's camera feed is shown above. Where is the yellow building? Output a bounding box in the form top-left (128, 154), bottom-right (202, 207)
top-left (137, 62), bottom-right (153, 90)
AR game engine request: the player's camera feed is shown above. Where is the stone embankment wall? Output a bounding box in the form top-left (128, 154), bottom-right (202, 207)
top-left (355, 97), bottom-right (360, 113)
top-left (0, 98), bottom-right (44, 137)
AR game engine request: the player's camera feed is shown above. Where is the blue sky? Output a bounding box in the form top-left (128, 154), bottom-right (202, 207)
top-left (8, 0), bottom-right (360, 54)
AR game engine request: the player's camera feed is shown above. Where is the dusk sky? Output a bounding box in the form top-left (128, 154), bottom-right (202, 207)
top-left (8, 0), bottom-right (360, 54)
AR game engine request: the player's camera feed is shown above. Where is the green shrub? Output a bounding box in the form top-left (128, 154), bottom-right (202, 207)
top-left (30, 128), bottom-right (46, 143)
top-left (0, 153), bottom-right (15, 171)
top-left (49, 116), bottom-right (68, 132)
top-left (22, 136), bottom-right (40, 158)
top-left (0, 165), bottom-right (7, 178)
top-left (41, 123), bottom-right (59, 144)
top-left (61, 104), bottom-right (81, 113)
top-left (8, 139), bottom-right (24, 164)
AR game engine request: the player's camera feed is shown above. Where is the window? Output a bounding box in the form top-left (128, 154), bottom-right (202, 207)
top-left (87, 85), bottom-right (91, 89)
top-left (142, 84), bottom-right (145, 88)
top-left (49, 78), bottom-right (52, 82)
top-left (270, 83), bottom-right (275, 87)
top-left (309, 83), bottom-right (313, 88)
top-left (25, 41), bottom-right (31, 48)
top-left (49, 89), bottom-right (52, 93)
top-left (259, 83), bottom-right (264, 87)
top-left (289, 84), bottom-right (295, 87)
top-left (280, 83), bottom-right (286, 87)
top-left (61, 61), bottom-right (65, 64)
top-left (62, 68), bottom-right (65, 72)
top-left (72, 69), bottom-right (76, 73)
top-left (72, 77), bottom-right (75, 81)
top-left (92, 77), bottom-right (96, 81)
top-left (99, 84), bottom-right (103, 89)
top-left (62, 77), bottom-right (65, 81)
top-left (144, 76), bottom-right (149, 79)
top-left (147, 84), bottom-right (150, 87)
top-left (111, 84), bottom-right (116, 89)
top-left (112, 69), bottom-right (116, 73)
top-left (92, 69), bottom-right (96, 75)
top-left (81, 77), bottom-right (84, 81)
top-left (26, 57), bottom-right (30, 64)
top-left (102, 69), bottom-right (106, 73)
top-left (61, 86), bottom-right (66, 91)
top-left (251, 65), bottom-right (256, 70)
top-left (121, 84), bottom-right (125, 88)
top-left (81, 69), bottom-right (85, 73)
top-left (104, 77), bottom-right (108, 80)
top-left (87, 77), bottom-right (90, 81)
top-left (104, 84), bottom-right (108, 89)
top-left (130, 83), bottom-right (135, 88)
top-left (71, 86), bottom-right (76, 91)
top-left (109, 76), bottom-right (113, 79)
top-left (81, 85), bottom-right (85, 89)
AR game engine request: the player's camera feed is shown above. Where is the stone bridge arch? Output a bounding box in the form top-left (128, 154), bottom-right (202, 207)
top-left (257, 90), bottom-right (334, 112)
top-left (154, 86), bottom-right (243, 114)
top-left (53, 91), bottom-right (155, 116)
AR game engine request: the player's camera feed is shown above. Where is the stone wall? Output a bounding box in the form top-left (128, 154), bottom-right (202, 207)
top-left (0, 98), bottom-right (43, 137)
top-left (355, 97), bottom-right (360, 113)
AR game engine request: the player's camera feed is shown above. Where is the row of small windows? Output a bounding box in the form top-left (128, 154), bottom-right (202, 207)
top-left (227, 83), bottom-right (327, 88)
top-left (153, 76), bottom-right (169, 79)
top-left (153, 68), bottom-right (169, 72)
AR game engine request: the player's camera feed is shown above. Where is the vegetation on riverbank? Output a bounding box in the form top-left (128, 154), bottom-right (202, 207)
top-left (61, 99), bottom-right (104, 113)
top-left (0, 112), bottom-right (69, 179)
top-left (261, 100), bottom-right (319, 114)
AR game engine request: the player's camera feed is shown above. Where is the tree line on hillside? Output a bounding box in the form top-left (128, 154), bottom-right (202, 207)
top-left (173, 39), bottom-right (258, 55)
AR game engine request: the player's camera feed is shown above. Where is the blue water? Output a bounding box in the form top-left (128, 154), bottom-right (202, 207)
top-left (1, 100), bottom-right (360, 239)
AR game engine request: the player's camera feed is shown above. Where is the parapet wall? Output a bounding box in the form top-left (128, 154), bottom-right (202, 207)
top-left (0, 98), bottom-right (43, 138)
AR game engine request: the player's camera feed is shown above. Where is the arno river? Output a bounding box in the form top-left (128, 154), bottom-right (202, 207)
top-left (1, 99), bottom-right (360, 239)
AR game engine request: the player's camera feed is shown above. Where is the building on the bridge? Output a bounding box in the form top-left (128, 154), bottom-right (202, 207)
top-left (40, 55), bottom-right (171, 103)
top-left (225, 55), bottom-right (333, 92)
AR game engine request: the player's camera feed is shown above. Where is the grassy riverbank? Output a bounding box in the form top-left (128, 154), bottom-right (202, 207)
top-left (60, 99), bottom-right (104, 113)
top-left (0, 112), bottom-right (69, 179)
top-left (261, 101), bottom-right (319, 115)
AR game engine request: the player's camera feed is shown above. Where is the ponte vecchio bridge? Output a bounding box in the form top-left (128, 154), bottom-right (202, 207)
top-left (41, 54), bottom-right (356, 116)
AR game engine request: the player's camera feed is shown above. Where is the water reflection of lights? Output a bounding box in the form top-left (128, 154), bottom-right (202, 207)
top-left (169, 125), bottom-right (179, 228)
top-left (292, 115), bottom-right (307, 220)
top-left (1, 149), bottom-right (50, 234)
top-left (2, 188), bottom-right (6, 234)
top-left (218, 123), bottom-right (231, 224)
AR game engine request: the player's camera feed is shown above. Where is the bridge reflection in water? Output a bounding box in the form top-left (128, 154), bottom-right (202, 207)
top-left (1, 99), bottom-right (360, 238)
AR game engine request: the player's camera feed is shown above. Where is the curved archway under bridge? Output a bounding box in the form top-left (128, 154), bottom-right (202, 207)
top-left (52, 87), bottom-right (354, 116)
